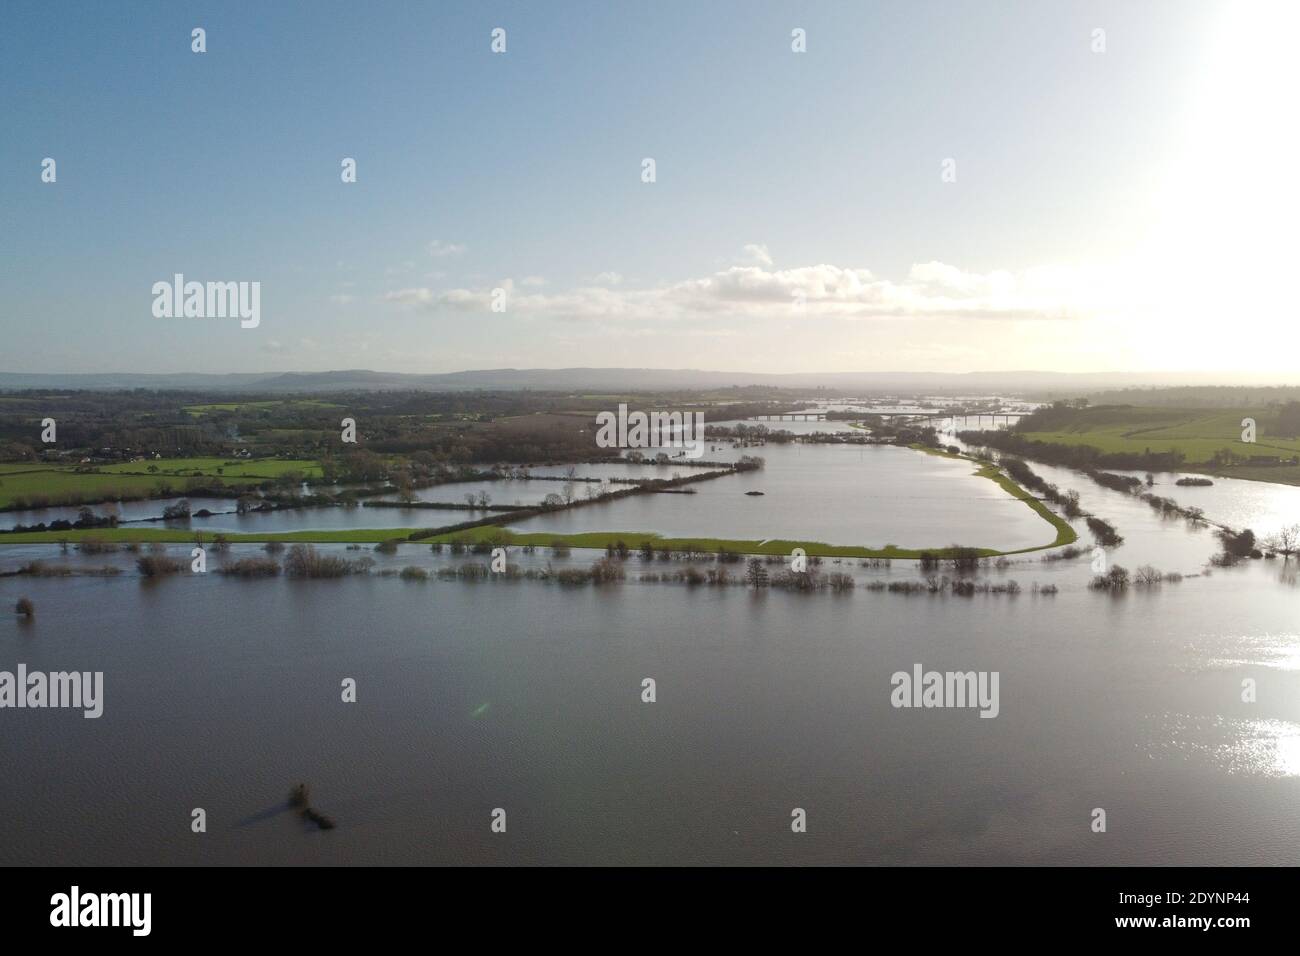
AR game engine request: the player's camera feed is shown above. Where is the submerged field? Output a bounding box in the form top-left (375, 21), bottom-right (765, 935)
top-left (508, 443), bottom-right (1073, 555)
top-left (0, 445), bottom-right (1077, 557)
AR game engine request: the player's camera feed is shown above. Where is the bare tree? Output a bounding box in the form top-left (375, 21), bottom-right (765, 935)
top-left (1268, 523), bottom-right (1299, 559)
top-left (1134, 565), bottom-right (1163, 587)
top-left (1062, 489), bottom-right (1082, 519)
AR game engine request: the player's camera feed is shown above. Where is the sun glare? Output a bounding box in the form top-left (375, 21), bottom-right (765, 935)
top-left (1125, 1), bottom-right (1300, 371)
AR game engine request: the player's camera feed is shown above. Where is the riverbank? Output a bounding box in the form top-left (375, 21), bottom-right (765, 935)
top-left (908, 444), bottom-right (1078, 551)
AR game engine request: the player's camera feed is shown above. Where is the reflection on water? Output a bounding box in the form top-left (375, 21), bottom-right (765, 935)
top-left (1201, 630), bottom-right (1300, 672)
top-left (1094, 470), bottom-right (1300, 540)
top-left (3, 496), bottom-right (216, 530)
top-left (1145, 715), bottom-right (1300, 778)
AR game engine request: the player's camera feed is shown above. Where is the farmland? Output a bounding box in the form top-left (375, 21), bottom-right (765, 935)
top-left (985, 403), bottom-right (1300, 485)
top-left (1022, 409), bottom-right (1300, 459)
top-left (0, 458), bottom-right (320, 510)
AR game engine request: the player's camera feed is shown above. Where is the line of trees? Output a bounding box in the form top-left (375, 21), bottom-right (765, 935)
top-left (960, 427), bottom-right (1186, 472)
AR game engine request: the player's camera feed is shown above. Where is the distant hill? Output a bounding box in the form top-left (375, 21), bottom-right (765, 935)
top-left (0, 368), bottom-right (1289, 394)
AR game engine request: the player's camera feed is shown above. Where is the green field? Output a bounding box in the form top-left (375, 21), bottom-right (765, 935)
top-left (0, 472), bottom-right (180, 509)
top-left (1023, 409), bottom-right (1300, 459)
top-left (0, 457), bottom-right (321, 509)
top-left (183, 400), bottom-right (342, 416)
top-left (1019, 407), bottom-right (1300, 485)
top-left (0, 463), bottom-right (59, 474)
top-left (93, 457), bottom-right (322, 478)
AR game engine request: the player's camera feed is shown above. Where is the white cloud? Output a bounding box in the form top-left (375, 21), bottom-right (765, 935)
top-left (739, 243), bottom-right (773, 267)
top-left (384, 287), bottom-right (436, 306)
top-left (383, 260), bottom-right (1095, 323)
top-left (427, 239), bottom-right (467, 258)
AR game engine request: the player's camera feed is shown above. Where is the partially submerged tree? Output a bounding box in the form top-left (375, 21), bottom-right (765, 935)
top-left (1266, 524), bottom-right (1299, 559)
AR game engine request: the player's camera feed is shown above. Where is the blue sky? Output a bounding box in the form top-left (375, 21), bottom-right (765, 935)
top-left (2, 0), bottom-right (1295, 375)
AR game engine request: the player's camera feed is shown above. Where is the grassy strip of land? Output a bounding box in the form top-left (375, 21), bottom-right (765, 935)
top-left (972, 462), bottom-right (1076, 550)
top-left (0, 523), bottom-right (1014, 559)
top-left (0, 523), bottom-right (1069, 559)
top-left (421, 525), bottom-right (1004, 559)
top-left (908, 444), bottom-right (1077, 551)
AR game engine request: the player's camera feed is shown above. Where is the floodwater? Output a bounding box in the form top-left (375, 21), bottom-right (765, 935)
top-left (1, 422), bottom-right (1298, 865)
top-left (3, 496), bottom-right (231, 530)
top-left (513, 442), bottom-right (1052, 552)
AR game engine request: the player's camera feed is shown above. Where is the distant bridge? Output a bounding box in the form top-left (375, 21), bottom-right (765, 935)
top-left (912, 413), bottom-right (1028, 427)
top-left (754, 413), bottom-right (827, 421)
